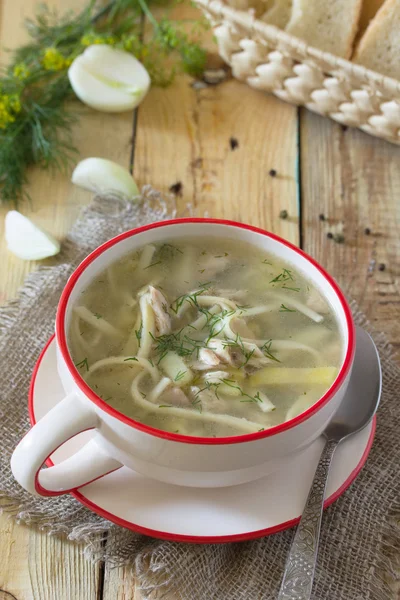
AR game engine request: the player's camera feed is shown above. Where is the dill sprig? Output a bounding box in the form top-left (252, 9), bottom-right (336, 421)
top-left (150, 329), bottom-right (206, 363)
top-left (0, 0), bottom-right (207, 204)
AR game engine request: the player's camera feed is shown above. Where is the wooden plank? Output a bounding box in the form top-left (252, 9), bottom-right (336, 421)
top-left (103, 566), bottom-right (141, 600)
top-left (133, 4), bottom-right (299, 240)
top-left (300, 110), bottom-right (400, 351)
top-left (0, 518), bottom-right (99, 600)
top-left (0, 1), bottom-right (124, 598)
top-left (0, 0), bottom-right (133, 304)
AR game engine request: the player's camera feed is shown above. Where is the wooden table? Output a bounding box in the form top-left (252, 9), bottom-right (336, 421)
top-left (1, 1), bottom-right (399, 598)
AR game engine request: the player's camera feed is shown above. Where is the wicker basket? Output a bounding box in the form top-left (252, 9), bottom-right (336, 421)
top-left (196, 0), bottom-right (400, 145)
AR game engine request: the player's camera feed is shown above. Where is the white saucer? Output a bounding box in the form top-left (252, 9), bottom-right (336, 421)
top-left (29, 336), bottom-right (375, 543)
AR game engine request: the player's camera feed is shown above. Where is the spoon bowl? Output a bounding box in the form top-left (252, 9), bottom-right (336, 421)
top-left (325, 326), bottom-right (382, 442)
top-left (278, 326), bottom-right (382, 600)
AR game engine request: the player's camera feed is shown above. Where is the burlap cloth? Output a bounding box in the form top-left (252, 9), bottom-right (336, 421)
top-left (0, 190), bottom-right (399, 600)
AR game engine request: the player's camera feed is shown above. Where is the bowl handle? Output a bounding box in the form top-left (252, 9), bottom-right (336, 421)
top-left (11, 393), bottom-right (122, 496)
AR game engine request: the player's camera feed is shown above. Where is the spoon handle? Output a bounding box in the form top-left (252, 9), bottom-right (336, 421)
top-left (277, 439), bottom-right (338, 600)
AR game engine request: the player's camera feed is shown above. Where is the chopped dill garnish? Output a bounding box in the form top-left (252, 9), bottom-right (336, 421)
top-left (161, 243), bottom-right (183, 254)
top-left (279, 304), bottom-right (296, 313)
top-left (93, 312), bottom-right (102, 319)
top-left (258, 428), bottom-right (265, 432)
top-left (270, 268), bottom-right (294, 284)
top-left (194, 381), bottom-right (221, 400)
top-left (262, 259), bottom-right (272, 265)
top-left (104, 397), bottom-right (112, 402)
top-left (191, 398), bottom-right (203, 413)
top-left (198, 280), bottom-right (214, 289)
top-left (220, 333), bottom-right (255, 367)
top-left (222, 379), bottom-right (263, 404)
top-left (198, 269), bottom-right (205, 273)
top-left (170, 289), bottom-right (205, 315)
top-left (174, 370), bottom-right (187, 382)
top-left (214, 252), bottom-right (229, 258)
top-left (150, 330), bottom-right (205, 363)
top-left (158, 404), bottom-right (173, 408)
top-left (201, 250), bottom-right (207, 255)
top-left (135, 321), bottom-right (143, 347)
top-left (261, 339), bottom-right (280, 363)
top-left (281, 285), bottom-right (300, 292)
top-left (124, 357), bottom-right (138, 362)
top-left (144, 260), bottom-right (162, 269)
top-left (75, 357), bottom-right (89, 371)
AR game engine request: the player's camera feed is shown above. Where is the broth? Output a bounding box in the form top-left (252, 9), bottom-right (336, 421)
top-left (68, 237), bottom-right (343, 437)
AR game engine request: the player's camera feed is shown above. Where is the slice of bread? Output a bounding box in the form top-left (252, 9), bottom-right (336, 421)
top-left (354, 0), bottom-right (400, 79)
top-left (260, 0), bottom-right (293, 29)
top-left (358, 0), bottom-right (385, 37)
top-left (285, 0), bottom-right (363, 58)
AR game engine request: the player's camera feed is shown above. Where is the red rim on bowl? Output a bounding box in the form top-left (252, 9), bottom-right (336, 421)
top-left (28, 336), bottom-right (376, 543)
top-left (56, 218), bottom-right (356, 446)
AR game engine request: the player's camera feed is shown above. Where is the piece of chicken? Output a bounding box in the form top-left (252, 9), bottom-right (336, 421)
top-left (149, 285), bottom-right (171, 335)
top-left (198, 347), bottom-right (221, 367)
top-left (161, 386), bottom-right (191, 407)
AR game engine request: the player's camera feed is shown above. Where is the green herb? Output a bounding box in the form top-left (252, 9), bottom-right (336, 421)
top-left (260, 339), bottom-right (280, 363)
top-left (93, 312), bottom-right (102, 319)
top-left (104, 397), bottom-right (112, 402)
top-left (220, 334), bottom-right (255, 367)
top-left (214, 252), bottom-right (229, 258)
top-left (158, 404), bottom-right (173, 408)
top-left (150, 329), bottom-right (205, 363)
top-left (262, 259), bottom-right (272, 265)
top-left (191, 398), bottom-right (203, 413)
top-left (75, 357), bottom-right (89, 371)
top-left (222, 379), bottom-right (263, 404)
top-left (170, 289), bottom-right (205, 315)
top-left (194, 381), bottom-right (221, 400)
top-left (135, 321), bottom-right (143, 347)
top-left (124, 356), bottom-right (138, 362)
top-left (281, 285), bottom-right (300, 292)
top-left (198, 281), bottom-right (213, 289)
top-left (279, 304), bottom-right (296, 313)
top-left (174, 370), bottom-right (187, 382)
top-left (258, 428), bottom-right (265, 432)
top-left (198, 269), bottom-right (205, 273)
top-left (144, 260), bottom-right (162, 269)
top-left (200, 250), bottom-right (207, 256)
top-left (160, 243), bottom-right (183, 255)
top-left (269, 268), bottom-right (294, 284)
top-left (1, 0), bottom-right (207, 204)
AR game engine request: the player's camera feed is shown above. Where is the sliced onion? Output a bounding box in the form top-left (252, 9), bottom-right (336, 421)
top-left (68, 45), bottom-right (150, 113)
top-left (5, 211), bottom-right (60, 260)
top-left (71, 157), bottom-right (139, 198)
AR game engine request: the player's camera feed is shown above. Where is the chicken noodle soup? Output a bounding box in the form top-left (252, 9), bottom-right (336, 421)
top-left (68, 238), bottom-right (343, 437)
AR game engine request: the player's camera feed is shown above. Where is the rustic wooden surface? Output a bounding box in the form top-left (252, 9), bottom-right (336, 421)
top-left (0, 1), bottom-right (399, 599)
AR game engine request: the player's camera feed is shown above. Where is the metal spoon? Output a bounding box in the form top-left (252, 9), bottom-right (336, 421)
top-left (278, 326), bottom-right (382, 600)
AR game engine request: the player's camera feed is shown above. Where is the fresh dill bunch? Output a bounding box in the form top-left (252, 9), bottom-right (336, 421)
top-left (0, 0), bottom-right (207, 204)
